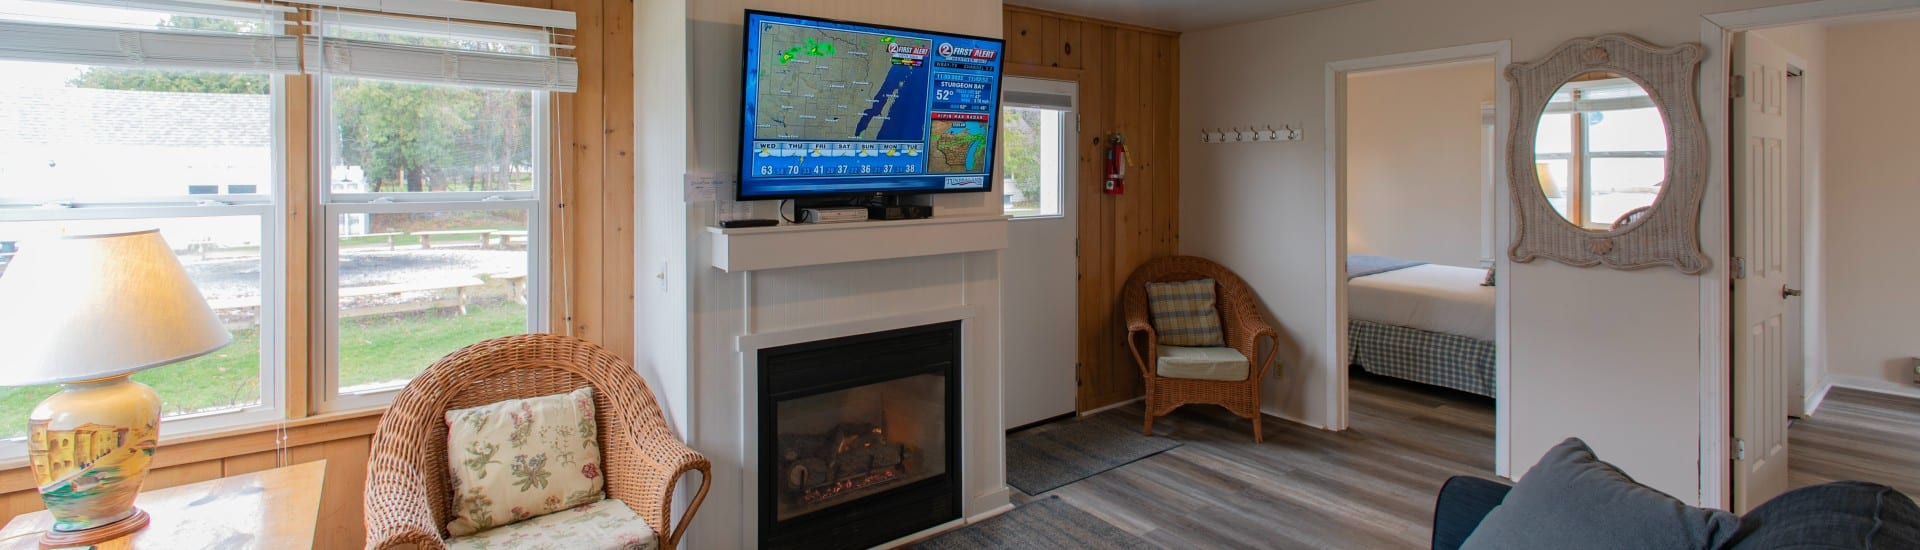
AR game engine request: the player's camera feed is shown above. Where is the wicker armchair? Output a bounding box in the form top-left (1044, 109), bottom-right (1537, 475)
top-left (1123, 256), bottom-right (1280, 442)
top-left (363, 334), bottom-right (711, 549)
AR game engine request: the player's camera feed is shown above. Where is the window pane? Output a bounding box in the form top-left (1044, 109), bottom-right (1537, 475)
top-left (336, 209), bottom-right (530, 394)
top-left (0, 60), bottom-right (272, 203)
top-left (327, 78), bottom-right (535, 194)
top-left (1535, 113), bottom-right (1573, 155)
top-left (1587, 157), bottom-right (1665, 227)
top-left (0, 216), bottom-right (266, 439)
top-left (1000, 106), bottom-right (1064, 218)
top-left (1586, 107), bottom-right (1667, 153)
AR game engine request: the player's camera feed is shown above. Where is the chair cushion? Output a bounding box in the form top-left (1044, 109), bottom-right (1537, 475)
top-left (444, 386), bottom-right (606, 536)
top-left (1145, 278), bottom-right (1226, 347)
top-left (1460, 437), bottom-right (1739, 550)
top-left (1155, 346), bottom-right (1248, 381)
top-left (446, 498), bottom-right (658, 550)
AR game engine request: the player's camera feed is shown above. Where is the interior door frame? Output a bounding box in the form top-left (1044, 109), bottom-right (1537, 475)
top-left (1700, 0), bottom-right (1920, 509)
top-left (1323, 40), bottom-right (1514, 477)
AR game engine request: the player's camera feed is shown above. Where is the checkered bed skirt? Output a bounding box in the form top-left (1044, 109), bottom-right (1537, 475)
top-left (1349, 320), bottom-right (1495, 397)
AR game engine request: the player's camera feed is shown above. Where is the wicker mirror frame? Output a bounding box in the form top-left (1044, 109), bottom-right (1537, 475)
top-left (1507, 34), bottom-right (1710, 274)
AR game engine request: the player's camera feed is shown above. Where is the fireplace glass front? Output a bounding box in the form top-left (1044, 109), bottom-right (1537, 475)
top-left (758, 321), bottom-right (961, 550)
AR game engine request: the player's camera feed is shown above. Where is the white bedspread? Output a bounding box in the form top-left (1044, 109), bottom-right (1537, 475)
top-left (1348, 264), bottom-right (1495, 341)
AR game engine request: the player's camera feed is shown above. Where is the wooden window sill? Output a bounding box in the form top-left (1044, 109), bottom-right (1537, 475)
top-left (0, 407), bottom-right (387, 494)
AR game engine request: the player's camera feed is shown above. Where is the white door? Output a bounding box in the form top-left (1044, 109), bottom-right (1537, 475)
top-left (1001, 77), bottom-right (1079, 430)
top-left (1732, 32), bottom-right (1795, 513)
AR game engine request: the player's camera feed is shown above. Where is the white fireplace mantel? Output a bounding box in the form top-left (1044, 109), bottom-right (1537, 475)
top-left (706, 214), bottom-right (1010, 272)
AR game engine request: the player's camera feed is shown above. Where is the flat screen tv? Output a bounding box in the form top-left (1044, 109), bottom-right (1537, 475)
top-left (737, 11), bottom-right (1006, 201)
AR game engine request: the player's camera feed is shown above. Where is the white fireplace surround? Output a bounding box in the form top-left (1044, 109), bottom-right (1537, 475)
top-left (687, 222), bottom-right (1011, 548)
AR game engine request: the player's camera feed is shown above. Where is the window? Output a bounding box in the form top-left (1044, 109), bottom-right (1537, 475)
top-left (313, 14), bottom-right (549, 411)
top-left (1000, 78), bottom-right (1075, 219)
top-left (1533, 77), bottom-right (1668, 229)
top-left (0, 0), bottom-right (289, 443)
top-left (0, 0), bottom-right (575, 450)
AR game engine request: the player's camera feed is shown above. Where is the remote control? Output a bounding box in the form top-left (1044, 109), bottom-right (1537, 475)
top-left (720, 219), bottom-right (780, 228)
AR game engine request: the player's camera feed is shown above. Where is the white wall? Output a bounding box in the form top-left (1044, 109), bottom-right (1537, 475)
top-left (1346, 61), bottom-right (1495, 268)
top-left (1180, 0), bottom-right (1803, 503)
top-left (634, 0), bottom-right (693, 437)
top-left (1820, 16), bottom-right (1920, 395)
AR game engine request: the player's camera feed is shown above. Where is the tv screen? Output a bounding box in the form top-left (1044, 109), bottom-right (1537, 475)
top-left (738, 11), bottom-right (1006, 200)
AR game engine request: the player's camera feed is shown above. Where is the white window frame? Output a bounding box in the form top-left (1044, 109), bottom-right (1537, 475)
top-left (310, 15), bottom-right (550, 413)
top-left (1000, 76), bottom-right (1076, 221)
top-left (0, 73), bottom-right (290, 453)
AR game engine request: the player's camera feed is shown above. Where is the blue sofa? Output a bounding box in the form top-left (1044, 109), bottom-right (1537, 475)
top-left (1432, 476), bottom-right (1920, 550)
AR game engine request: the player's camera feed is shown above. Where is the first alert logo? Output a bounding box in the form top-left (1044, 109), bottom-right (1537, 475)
top-left (937, 42), bottom-right (999, 61)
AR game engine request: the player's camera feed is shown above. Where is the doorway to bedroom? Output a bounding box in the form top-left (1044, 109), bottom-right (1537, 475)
top-left (1328, 43), bottom-right (1512, 475)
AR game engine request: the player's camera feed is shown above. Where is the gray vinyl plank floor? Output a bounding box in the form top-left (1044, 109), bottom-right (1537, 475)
top-left (1009, 373), bottom-right (1920, 550)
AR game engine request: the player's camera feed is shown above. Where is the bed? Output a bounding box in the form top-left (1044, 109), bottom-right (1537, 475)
top-left (1346, 255), bottom-right (1496, 397)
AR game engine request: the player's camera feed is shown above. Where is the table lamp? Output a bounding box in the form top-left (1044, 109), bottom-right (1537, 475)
top-left (0, 229), bottom-right (231, 548)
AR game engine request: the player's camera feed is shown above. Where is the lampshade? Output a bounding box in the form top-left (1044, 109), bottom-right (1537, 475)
top-left (0, 229), bottom-right (230, 386)
top-left (1535, 162), bottom-right (1563, 198)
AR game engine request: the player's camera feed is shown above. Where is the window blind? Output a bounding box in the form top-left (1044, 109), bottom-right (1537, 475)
top-left (0, 19), bottom-right (299, 73)
top-left (1004, 90), bottom-right (1073, 110)
top-left (302, 36), bottom-right (578, 92)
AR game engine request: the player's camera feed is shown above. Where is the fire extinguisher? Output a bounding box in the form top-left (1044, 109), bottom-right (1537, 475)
top-left (1103, 134), bottom-right (1127, 195)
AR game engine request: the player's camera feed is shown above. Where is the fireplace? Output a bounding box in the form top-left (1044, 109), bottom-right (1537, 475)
top-left (759, 321), bottom-right (962, 549)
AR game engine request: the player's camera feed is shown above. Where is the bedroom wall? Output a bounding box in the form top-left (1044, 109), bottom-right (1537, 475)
top-left (1820, 15), bottom-right (1920, 397)
top-left (1179, 0), bottom-right (1807, 504)
top-left (1345, 61), bottom-right (1495, 268)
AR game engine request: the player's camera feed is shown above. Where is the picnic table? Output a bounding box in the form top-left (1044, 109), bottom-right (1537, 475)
top-left (488, 271), bottom-right (528, 305)
top-left (409, 230), bottom-right (495, 250)
top-left (341, 232), bottom-right (405, 251)
top-left (492, 230), bottom-right (529, 249)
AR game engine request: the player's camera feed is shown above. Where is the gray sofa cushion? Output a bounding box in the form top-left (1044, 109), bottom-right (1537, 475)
top-left (1460, 438), bottom-right (1740, 550)
top-left (1726, 480), bottom-right (1920, 549)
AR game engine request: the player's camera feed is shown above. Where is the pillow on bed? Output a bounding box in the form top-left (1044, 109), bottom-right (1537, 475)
top-left (1145, 278), bottom-right (1225, 347)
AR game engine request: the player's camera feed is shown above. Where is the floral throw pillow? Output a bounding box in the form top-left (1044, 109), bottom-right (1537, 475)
top-left (444, 386), bottom-right (605, 537)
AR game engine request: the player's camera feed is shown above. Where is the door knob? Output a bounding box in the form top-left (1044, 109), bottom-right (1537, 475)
top-left (1782, 285), bottom-right (1802, 299)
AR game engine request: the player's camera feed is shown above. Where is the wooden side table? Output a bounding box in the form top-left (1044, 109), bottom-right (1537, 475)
top-left (0, 460), bottom-right (326, 549)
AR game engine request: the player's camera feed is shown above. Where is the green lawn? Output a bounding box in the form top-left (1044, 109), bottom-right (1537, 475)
top-left (0, 302), bottom-right (526, 439)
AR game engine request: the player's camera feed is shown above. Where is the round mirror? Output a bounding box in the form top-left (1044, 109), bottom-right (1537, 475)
top-left (1532, 71), bottom-right (1668, 231)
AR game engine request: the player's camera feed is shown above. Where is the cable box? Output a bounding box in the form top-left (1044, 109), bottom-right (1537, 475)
top-left (801, 207), bottom-right (869, 224)
top-left (868, 205), bottom-right (933, 220)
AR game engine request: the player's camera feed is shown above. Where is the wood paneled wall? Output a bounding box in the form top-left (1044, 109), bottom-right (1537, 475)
top-left (1004, 6), bottom-right (1181, 412)
top-left (0, 1), bottom-right (634, 548)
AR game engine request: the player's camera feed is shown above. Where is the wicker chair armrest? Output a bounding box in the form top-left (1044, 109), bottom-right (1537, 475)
top-left (630, 437), bottom-right (713, 549)
top-left (1226, 311), bottom-right (1281, 380)
top-left (1125, 324), bottom-right (1157, 378)
top-left (364, 454), bottom-right (449, 550)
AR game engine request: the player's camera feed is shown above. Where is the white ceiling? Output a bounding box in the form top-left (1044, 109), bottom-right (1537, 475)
top-left (1008, 0), bottom-right (1365, 32)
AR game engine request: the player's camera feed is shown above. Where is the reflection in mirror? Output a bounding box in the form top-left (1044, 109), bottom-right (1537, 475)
top-left (1532, 71), bottom-right (1668, 231)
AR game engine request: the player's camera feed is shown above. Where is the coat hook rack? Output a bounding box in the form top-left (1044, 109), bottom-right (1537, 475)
top-left (1200, 123), bottom-right (1304, 144)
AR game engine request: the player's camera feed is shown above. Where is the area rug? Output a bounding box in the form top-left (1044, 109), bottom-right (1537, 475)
top-left (908, 496), bottom-right (1155, 550)
top-left (1004, 415), bottom-right (1181, 495)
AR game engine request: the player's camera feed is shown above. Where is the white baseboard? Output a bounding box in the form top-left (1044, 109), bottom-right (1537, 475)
top-left (1080, 396), bottom-right (1143, 416)
top-left (1830, 375), bottom-right (1920, 401)
top-left (969, 486), bottom-right (1013, 519)
top-left (1803, 379), bottom-right (1833, 416)
top-left (1260, 407), bottom-right (1328, 430)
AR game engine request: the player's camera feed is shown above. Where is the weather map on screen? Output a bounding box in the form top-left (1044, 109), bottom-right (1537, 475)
top-left (738, 11), bottom-right (1005, 200)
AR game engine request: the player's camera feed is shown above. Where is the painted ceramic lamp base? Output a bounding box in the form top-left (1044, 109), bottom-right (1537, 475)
top-left (26, 375), bottom-right (161, 548)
